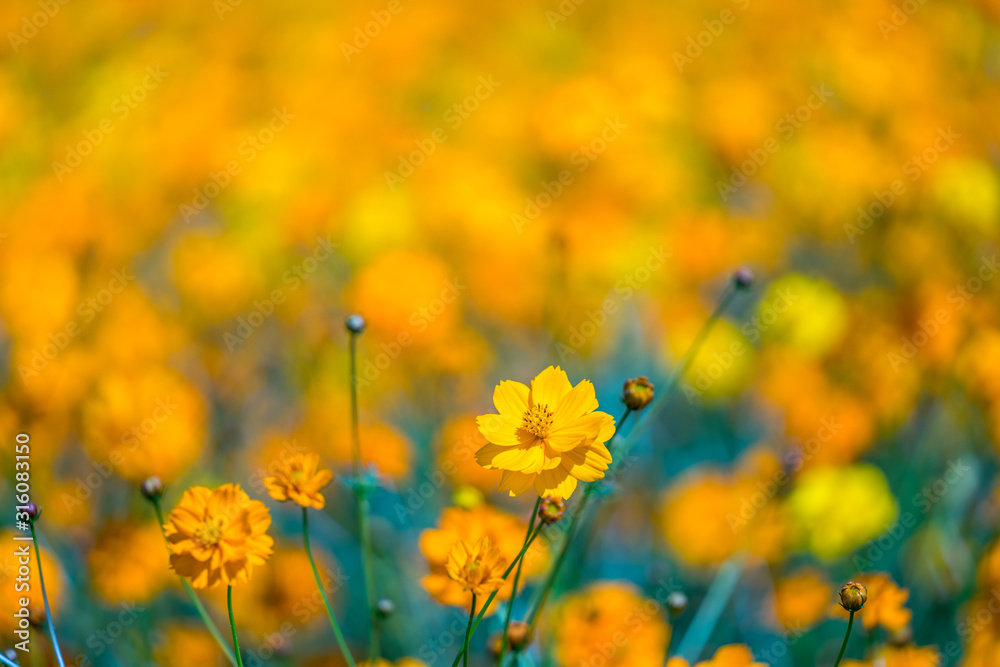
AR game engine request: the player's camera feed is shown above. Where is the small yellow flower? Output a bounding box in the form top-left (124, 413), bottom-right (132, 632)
top-left (476, 366), bottom-right (615, 498)
top-left (263, 452), bottom-right (333, 509)
top-left (162, 484), bottom-right (274, 589)
top-left (445, 537), bottom-right (507, 597)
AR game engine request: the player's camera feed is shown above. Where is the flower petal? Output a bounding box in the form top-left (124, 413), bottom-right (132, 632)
top-left (476, 414), bottom-right (523, 446)
top-left (493, 380), bottom-right (530, 418)
top-left (533, 467), bottom-right (579, 498)
top-left (560, 444), bottom-right (611, 482)
top-left (498, 470), bottom-right (536, 497)
top-left (530, 366), bottom-right (573, 408)
top-left (546, 411), bottom-right (615, 452)
top-left (553, 379), bottom-right (599, 423)
top-left (476, 442), bottom-right (545, 473)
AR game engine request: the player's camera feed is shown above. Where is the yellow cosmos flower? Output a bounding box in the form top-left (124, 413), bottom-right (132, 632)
top-left (162, 484), bottom-right (274, 589)
top-left (476, 366), bottom-right (615, 498)
top-left (445, 537), bottom-right (507, 597)
top-left (263, 451), bottom-right (333, 509)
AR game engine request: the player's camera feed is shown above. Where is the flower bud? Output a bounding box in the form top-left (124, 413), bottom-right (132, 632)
top-left (839, 581), bottom-right (867, 612)
top-left (375, 598), bottom-right (395, 619)
top-left (487, 621), bottom-right (532, 658)
top-left (622, 376), bottom-right (654, 411)
top-left (666, 591), bottom-right (688, 616)
top-left (733, 267), bottom-right (754, 289)
top-left (345, 314), bottom-right (366, 334)
top-left (24, 503), bottom-right (41, 523)
top-left (538, 496), bottom-right (566, 524)
top-left (141, 476), bottom-right (164, 502)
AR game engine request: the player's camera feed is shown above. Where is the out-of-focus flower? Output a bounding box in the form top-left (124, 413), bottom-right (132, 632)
top-left (549, 582), bottom-right (669, 667)
top-left (476, 366), bottom-right (615, 498)
top-left (437, 414), bottom-right (502, 493)
top-left (694, 645), bottom-right (768, 667)
top-left (787, 464), bottom-right (898, 559)
top-left (487, 620), bottom-right (531, 657)
top-left (834, 573), bottom-right (911, 633)
top-left (163, 484), bottom-right (273, 589)
top-left (89, 521), bottom-right (170, 604)
top-left (420, 504), bottom-right (549, 610)
top-left (772, 568), bottom-right (831, 630)
top-left (356, 660), bottom-right (428, 667)
top-left (263, 451), bottom-right (333, 509)
top-left (326, 422), bottom-right (414, 482)
top-left (667, 318), bottom-right (756, 402)
top-left (0, 530), bottom-right (63, 633)
top-left (759, 274), bottom-right (848, 358)
top-left (82, 367), bottom-right (207, 482)
top-left (445, 537), bottom-right (507, 597)
top-left (538, 496), bottom-right (566, 524)
top-left (878, 645), bottom-right (942, 667)
top-left (155, 625), bottom-right (225, 667)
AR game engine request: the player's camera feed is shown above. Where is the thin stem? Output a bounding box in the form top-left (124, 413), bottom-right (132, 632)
top-left (450, 525), bottom-right (545, 667)
top-left (498, 497), bottom-right (542, 665)
top-left (28, 523), bottom-right (65, 667)
top-left (303, 508), bottom-right (356, 667)
top-left (463, 594), bottom-right (477, 667)
top-left (674, 555), bottom-right (746, 661)
top-left (151, 499), bottom-right (238, 666)
top-left (227, 586), bottom-right (244, 667)
top-left (832, 611), bottom-right (855, 667)
top-left (0, 653), bottom-right (17, 667)
top-left (349, 327), bottom-right (379, 662)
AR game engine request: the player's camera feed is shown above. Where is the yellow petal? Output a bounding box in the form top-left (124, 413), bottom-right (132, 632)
top-left (530, 366), bottom-right (573, 408)
top-left (553, 379), bottom-right (599, 423)
top-left (476, 414), bottom-right (522, 446)
top-left (533, 467), bottom-right (579, 498)
top-left (498, 470), bottom-right (535, 497)
top-left (560, 445), bottom-right (611, 482)
top-left (476, 443), bottom-right (545, 473)
top-left (493, 380), bottom-right (530, 417)
top-left (546, 412), bottom-right (614, 452)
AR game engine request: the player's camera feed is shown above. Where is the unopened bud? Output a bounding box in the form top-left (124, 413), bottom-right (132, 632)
top-left (622, 376), bottom-right (654, 411)
top-left (538, 496), bottom-right (566, 524)
top-left (487, 621), bottom-right (532, 658)
top-left (839, 581), bottom-right (867, 612)
top-left (666, 591), bottom-right (688, 616)
top-left (140, 476), bottom-right (164, 502)
top-left (733, 267), bottom-right (754, 289)
top-left (24, 503), bottom-right (41, 523)
top-left (375, 598), bottom-right (395, 619)
top-left (345, 314), bottom-right (366, 334)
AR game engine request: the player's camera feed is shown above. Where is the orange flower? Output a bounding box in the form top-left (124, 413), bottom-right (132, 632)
top-left (772, 568), bottom-right (831, 631)
top-left (476, 366), bottom-right (615, 498)
top-left (445, 537), bottom-right (507, 597)
top-left (263, 451), bottom-right (333, 509)
top-left (89, 521), bottom-right (170, 604)
top-left (550, 581), bottom-right (669, 667)
top-left (695, 645), bottom-right (768, 667)
top-left (420, 504), bottom-right (550, 611)
top-left (162, 484), bottom-right (274, 589)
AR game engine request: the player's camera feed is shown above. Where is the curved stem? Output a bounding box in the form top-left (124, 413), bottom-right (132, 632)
top-left (833, 610), bottom-right (855, 667)
top-left (498, 496), bottom-right (542, 665)
top-left (151, 499), bottom-right (238, 666)
top-left (349, 328), bottom-right (379, 663)
top-left (450, 526), bottom-right (544, 667)
top-left (0, 652), bottom-right (17, 667)
top-left (28, 523), bottom-right (65, 667)
top-left (463, 594), bottom-right (476, 667)
top-left (303, 508), bottom-right (356, 667)
top-left (227, 586), bottom-right (244, 667)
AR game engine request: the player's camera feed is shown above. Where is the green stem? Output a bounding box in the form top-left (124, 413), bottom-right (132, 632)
top-left (349, 328), bottom-right (379, 663)
top-left (227, 586), bottom-right (244, 667)
top-left (28, 523), bottom-right (65, 667)
top-left (152, 499), bottom-right (238, 666)
top-left (303, 507), bottom-right (356, 667)
top-left (498, 497), bottom-right (542, 665)
top-left (832, 611), bottom-right (855, 667)
top-left (463, 594), bottom-right (476, 667)
top-left (450, 526), bottom-right (544, 667)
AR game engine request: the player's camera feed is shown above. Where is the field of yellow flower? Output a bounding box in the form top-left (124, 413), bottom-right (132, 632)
top-left (2, 0), bottom-right (1000, 665)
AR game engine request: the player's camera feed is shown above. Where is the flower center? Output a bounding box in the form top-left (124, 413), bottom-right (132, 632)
top-left (290, 469), bottom-right (307, 486)
top-left (522, 403), bottom-right (554, 439)
top-left (194, 516), bottom-right (226, 548)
